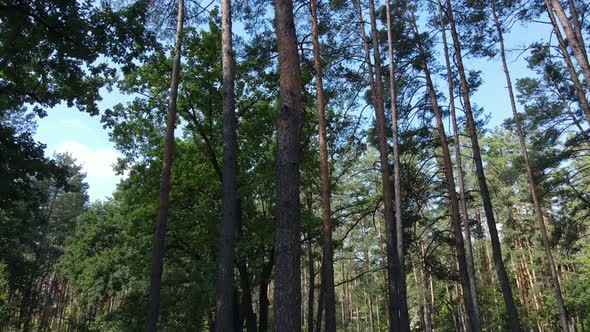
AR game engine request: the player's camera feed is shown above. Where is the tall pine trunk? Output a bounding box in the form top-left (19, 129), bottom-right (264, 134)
top-left (309, 1), bottom-right (336, 330)
top-left (355, 0), bottom-right (400, 329)
top-left (144, 1), bottom-right (184, 330)
top-left (273, 0), bottom-right (303, 330)
top-left (215, 0), bottom-right (239, 330)
top-left (411, 16), bottom-right (481, 332)
top-left (491, 2), bottom-right (569, 330)
top-left (549, 0), bottom-right (590, 89)
top-left (543, 0), bottom-right (590, 126)
top-left (440, 0), bottom-right (522, 330)
top-left (384, 2), bottom-right (410, 330)
top-left (437, 5), bottom-right (480, 322)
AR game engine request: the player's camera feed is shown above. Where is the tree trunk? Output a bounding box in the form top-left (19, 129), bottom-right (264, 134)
top-left (258, 251), bottom-right (274, 332)
top-left (273, 0), bottom-right (303, 330)
top-left (544, 0), bottom-right (590, 126)
top-left (492, 2), bottom-right (569, 330)
top-left (440, 0), bottom-right (522, 330)
top-left (437, 4), bottom-right (481, 322)
top-left (143, 1), bottom-right (184, 330)
top-left (356, 0), bottom-right (401, 329)
top-left (215, 0), bottom-right (239, 330)
top-left (384, 2), bottom-right (410, 331)
top-left (237, 262), bottom-right (257, 332)
top-left (307, 239), bottom-right (315, 332)
top-left (549, 0), bottom-right (590, 90)
top-left (315, 276), bottom-right (324, 332)
top-left (309, 1), bottom-right (337, 330)
top-left (411, 16), bottom-right (481, 332)
top-left (420, 251), bottom-right (434, 332)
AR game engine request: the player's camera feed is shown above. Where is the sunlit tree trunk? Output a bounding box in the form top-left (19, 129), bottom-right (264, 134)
top-left (549, 0), bottom-right (590, 89)
top-left (144, 1), bottom-right (184, 330)
top-left (544, 0), bottom-right (590, 125)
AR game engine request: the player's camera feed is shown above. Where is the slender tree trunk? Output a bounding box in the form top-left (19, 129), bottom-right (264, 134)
top-left (273, 2), bottom-right (303, 330)
top-left (367, 288), bottom-right (375, 332)
top-left (438, 5), bottom-right (481, 322)
top-left (374, 207), bottom-right (391, 325)
top-left (307, 239), bottom-right (315, 332)
top-left (455, 283), bottom-right (468, 332)
top-left (411, 16), bottom-right (481, 331)
top-left (384, 2), bottom-right (410, 330)
top-left (421, 259), bottom-right (434, 332)
top-left (315, 277), bottom-right (325, 332)
top-left (237, 263), bottom-right (257, 332)
top-left (549, 0), bottom-right (590, 89)
top-left (309, 1), bottom-right (337, 330)
top-left (144, 1), bottom-right (184, 330)
top-left (492, 3), bottom-right (569, 330)
top-left (258, 252), bottom-right (274, 332)
top-left (356, 0), bottom-right (401, 329)
top-left (440, 0), bottom-right (523, 330)
top-left (340, 261), bottom-right (346, 327)
top-left (446, 282), bottom-right (459, 332)
top-left (411, 260), bottom-right (426, 332)
top-left (544, 0), bottom-right (590, 125)
top-left (215, 0), bottom-right (239, 330)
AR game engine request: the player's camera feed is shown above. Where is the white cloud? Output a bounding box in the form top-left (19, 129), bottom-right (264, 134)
top-left (56, 141), bottom-right (123, 201)
top-left (57, 141), bottom-right (119, 177)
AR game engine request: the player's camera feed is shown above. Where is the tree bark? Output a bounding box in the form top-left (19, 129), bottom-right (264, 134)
top-left (144, 1), bottom-right (184, 330)
top-left (411, 16), bottom-right (481, 332)
top-left (440, 0), bottom-right (523, 330)
top-left (549, 0), bottom-right (590, 90)
top-left (384, 2), bottom-right (410, 331)
top-left (492, 2), bottom-right (570, 330)
top-left (309, 1), bottom-right (337, 330)
top-left (215, 0), bottom-right (239, 330)
top-left (355, 0), bottom-right (401, 329)
top-left (273, 1), bottom-right (303, 330)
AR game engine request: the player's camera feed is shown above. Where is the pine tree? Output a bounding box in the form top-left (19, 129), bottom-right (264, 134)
top-left (215, 0), bottom-right (238, 330)
top-left (144, 0), bottom-right (184, 330)
top-left (273, 0), bottom-right (303, 330)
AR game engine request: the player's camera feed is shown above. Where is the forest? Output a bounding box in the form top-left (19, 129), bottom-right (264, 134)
top-left (1, 0), bottom-right (590, 331)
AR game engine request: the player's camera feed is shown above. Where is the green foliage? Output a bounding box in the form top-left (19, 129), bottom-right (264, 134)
top-left (0, 0), bottom-right (155, 116)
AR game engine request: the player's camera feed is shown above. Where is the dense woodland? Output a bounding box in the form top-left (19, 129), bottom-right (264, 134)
top-left (1, 0), bottom-right (590, 331)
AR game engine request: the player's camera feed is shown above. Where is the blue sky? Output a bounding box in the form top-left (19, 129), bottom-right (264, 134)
top-left (33, 17), bottom-right (552, 202)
